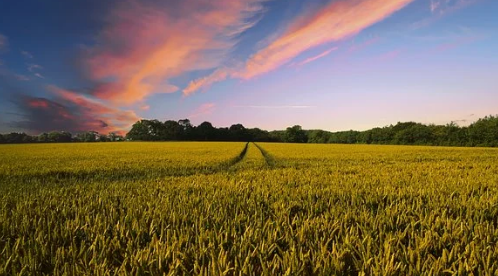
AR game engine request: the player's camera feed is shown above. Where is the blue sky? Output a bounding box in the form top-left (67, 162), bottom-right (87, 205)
top-left (0, 0), bottom-right (497, 134)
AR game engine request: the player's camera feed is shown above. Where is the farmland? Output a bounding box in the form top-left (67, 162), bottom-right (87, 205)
top-left (1, 142), bottom-right (498, 275)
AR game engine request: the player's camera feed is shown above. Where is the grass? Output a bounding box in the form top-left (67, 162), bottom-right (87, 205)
top-left (1, 142), bottom-right (498, 275)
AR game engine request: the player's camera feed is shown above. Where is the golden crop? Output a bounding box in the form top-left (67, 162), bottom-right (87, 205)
top-left (1, 142), bottom-right (497, 275)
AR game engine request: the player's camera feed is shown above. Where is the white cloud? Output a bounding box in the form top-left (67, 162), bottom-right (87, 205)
top-left (21, 51), bottom-right (34, 59)
top-left (28, 64), bottom-right (43, 72)
top-left (34, 73), bottom-right (45, 79)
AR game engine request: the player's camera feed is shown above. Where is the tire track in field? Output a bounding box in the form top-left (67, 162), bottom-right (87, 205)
top-left (253, 143), bottom-right (276, 168)
top-left (3, 143), bottom-right (251, 184)
top-left (227, 142), bottom-right (249, 167)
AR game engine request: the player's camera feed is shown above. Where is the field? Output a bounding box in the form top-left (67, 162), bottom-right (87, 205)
top-left (1, 142), bottom-right (498, 275)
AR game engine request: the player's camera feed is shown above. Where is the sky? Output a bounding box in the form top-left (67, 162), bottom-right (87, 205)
top-left (0, 0), bottom-right (497, 135)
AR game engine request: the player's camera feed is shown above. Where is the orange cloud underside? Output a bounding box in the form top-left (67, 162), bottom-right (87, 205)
top-left (183, 0), bottom-right (414, 95)
top-left (239, 0), bottom-right (415, 79)
top-left (86, 0), bottom-right (265, 106)
top-left (49, 86), bottom-right (140, 134)
top-left (28, 99), bottom-right (49, 108)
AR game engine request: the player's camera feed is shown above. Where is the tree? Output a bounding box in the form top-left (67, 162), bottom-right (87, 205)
top-left (285, 125), bottom-right (307, 143)
top-left (196, 121), bottom-right (216, 141)
top-left (163, 120), bottom-right (182, 140)
top-left (48, 131), bottom-right (72, 142)
top-left (126, 120), bottom-right (163, 141)
top-left (76, 131), bottom-right (98, 142)
top-left (99, 134), bottom-right (110, 142)
top-left (178, 119), bottom-right (194, 140)
top-left (229, 124), bottom-right (247, 141)
top-left (247, 128), bottom-right (273, 142)
top-left (307, 130), bottom-right (331, 144)
top-left (3, 133), bottom-right (30, 143)
top-left (393, 123), bottom-right (433, 145)
top-left (108, 132), bottom-right (124, 142)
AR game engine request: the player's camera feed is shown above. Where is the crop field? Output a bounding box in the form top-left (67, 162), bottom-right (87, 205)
top-left (1, 142), bottom-right (498, 275)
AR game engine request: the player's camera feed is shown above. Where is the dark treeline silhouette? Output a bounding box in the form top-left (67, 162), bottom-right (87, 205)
top-left (0, 131), bottom-right (125, 144)
top-left (1, 115), bottom-right (498, 147)
top-left (125, 119), bottom-right (280, 142)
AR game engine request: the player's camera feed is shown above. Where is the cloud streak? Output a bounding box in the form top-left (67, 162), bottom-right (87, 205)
top-left (85, 0), bottom-right (266, 106)
top-left (233, 105), bottom-right (316, 109)
top-left (12, 87), bottom-right (140, 135)
top-left (430, 0), bottom-right (478, 15)
top-left (184, 0), bottom-right (415, 95)
top-left (189, 103), bottom-right (216, 118)
top-left (239, 0), bottom-right (414, 79)
top-left (28, 64), bottom-right (42, 72)
top-left (21, 51), bottom-right (33, 59)
top-left (413, 0), bottom-right (480, 29)
top-left (294, 47), bottom-right (339, 67)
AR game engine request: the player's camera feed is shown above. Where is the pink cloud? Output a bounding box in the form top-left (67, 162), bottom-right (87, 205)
top-left (49, 86), bottom-right (140, 134)
top-left (294, 47), bottom-right (339, 67)
top-left (183, 68), bottom-right (231, 96)
top-left (184, 0), bottom-right (414, 95)
top-left (189, 103), bottom-right (216, 118)
top-left (27, 99), bottom-right (49, 109)
top-left (237, 0), bottom-right (415, 79)
top-left (375, 49), bottom-right (402, 61)
top-left (139, 104), bottom-right (150, 111)
top-left (85, 0), bottom-right (265, 106)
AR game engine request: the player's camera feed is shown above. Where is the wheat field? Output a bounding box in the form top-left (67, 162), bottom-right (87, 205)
top-left (1, 142), bottom-right (498, 275)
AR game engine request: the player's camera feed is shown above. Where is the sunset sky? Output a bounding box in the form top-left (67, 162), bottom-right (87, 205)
top-left (0, 0), bottom-right (497, 135)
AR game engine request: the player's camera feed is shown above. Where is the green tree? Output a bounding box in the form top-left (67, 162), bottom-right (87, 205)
top-left (285, 125), bottom-right (307, 143)
top-left (307, 130), bottom-right (331, 144)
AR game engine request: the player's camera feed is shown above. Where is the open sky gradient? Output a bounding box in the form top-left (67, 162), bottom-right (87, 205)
top-left (0, 0), bottom-right (497, 135)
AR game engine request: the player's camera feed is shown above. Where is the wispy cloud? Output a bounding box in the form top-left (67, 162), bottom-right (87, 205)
top-left (183, 68), bottom-right (231, 96)
top-left (14, 74), bottom-right (30, 81)
top-left (184, 0), bottom-right (414, 95)
top-left (189, 103), bottom-right (216, 118)
top-left (34, 73), bottom-right (45, 79)
top-left (84, 0), bottom-right (266, 106)
top-left (10, 81), bottom-right (140, 135)
top-left (293, 47), bottom-right (339, 67)
top-left (236, 0), bottom-right (414, 79)
top-left (21, 51), bottom-right (33, 59)
top-left (417, 35), bottom-right (484, 56)
top-left (51, 86), bottom-right (139, 133)
top-left (413, 0), bottom-right (481, 29)
top-left (430, 0), bottom-right (478, 15)
top-left (26, 63), bottom-right (45, 79)
top-left (233, 105), bottom-right (316, 109)
top-left (28, 64), bottom-right (43, 72)
top-left (375, 49), bottom-right (402, 62)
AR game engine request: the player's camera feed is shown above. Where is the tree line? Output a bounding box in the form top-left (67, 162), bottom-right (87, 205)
top-left (306, 115), bottom-right (498, 147)
top-left (1, 115), bottom-right (497, 147)
top-left (0, 131), bottom-right (125, 144)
